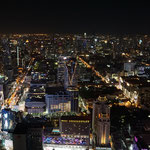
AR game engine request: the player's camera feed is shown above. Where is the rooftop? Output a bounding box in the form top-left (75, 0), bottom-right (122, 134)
top-left (46, 86), bottom-right (67, 95)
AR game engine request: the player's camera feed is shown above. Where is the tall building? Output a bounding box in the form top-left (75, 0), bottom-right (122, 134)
top-left (66, 86), bottom-right (79, 113)
top-left (2, 39), bottom-right (14, 81)
top-left (57, 56), bottom-right (77, 88)
top-left (17, 46), bottom-right (20, 66)
top-left (13, 124), bottom-right (27, 150)
top-left (25, 97), bottom-right (46, 113)
top-left (2, 39), bottom-right (12, 67)
top-left (57, 56), bottom-right (68, 86)
top-left (13, 122), bottom-right (44, 150)
top-left (45, 86), bottom-right (78, 113)
top-left (45, 86), bottom-right (71, 113)
top-left (92, 96), bottom-right (111, 149)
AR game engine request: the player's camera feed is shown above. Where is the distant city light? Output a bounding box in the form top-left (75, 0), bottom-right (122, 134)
top-left (139, 39), bottom-right (142, 45)
top-left (104, 40), bottom-right (108, 44)
top-left (26, 39), bottom-right (29, 43)
top-left (63, 57), bottom-right (67, 60)
top-left (94, 39), bottom-right (98, 42)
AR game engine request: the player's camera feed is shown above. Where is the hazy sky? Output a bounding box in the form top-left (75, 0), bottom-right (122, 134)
top-left (0, 0), bottom-right (150, 34)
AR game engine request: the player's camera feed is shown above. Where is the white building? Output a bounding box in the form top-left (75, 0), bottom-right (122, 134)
top-left (45, 87), bottom-right (72, 113)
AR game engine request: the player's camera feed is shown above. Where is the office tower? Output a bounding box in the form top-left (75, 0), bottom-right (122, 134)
top-left (13, 122), bottom-right (43, 150)
top-left (57, 56), bottom-right (68, 85)
top-left (66, 86), bottom-right (79, 113)
top-left (45, 86), bottom-right (79, 113)
top-left (2, 39), bottom-right (14, 81)
top-left (45, 86), bottom-right (72, 113)
top-left (2, 39), bottom-right (12, 66)
top-left (57, 56), bottom-right (77, 88)
top-left (25, 96), bottom-right (46, 113)
top-left (13, 124), bottom-right (27, 150)
top-left (92, 96), bottom-right (111, 149)
top-left (60, 116), bottom-right (90, 140)
top-left (17, 46), bottom-right (20, 66)
top-left (65, 57), bottom-right (77, 88)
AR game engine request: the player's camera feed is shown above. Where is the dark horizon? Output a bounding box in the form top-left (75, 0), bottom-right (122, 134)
top-left (0, 0), bottom-right (150, 34)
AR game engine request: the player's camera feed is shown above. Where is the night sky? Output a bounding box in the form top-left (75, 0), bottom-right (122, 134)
top-left (0, 0), bottom-right (150, 34)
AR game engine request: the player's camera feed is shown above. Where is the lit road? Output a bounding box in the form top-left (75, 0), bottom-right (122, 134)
top-left (3, 58), bottom-right (35, 108)
top-left (77, 56), bottom-right (108, 83)
top-left (77, 56), bottom-right (136, 108)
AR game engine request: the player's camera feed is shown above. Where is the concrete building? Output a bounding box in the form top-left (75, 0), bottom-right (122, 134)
top-left (25, 84), bottom-right (46, 113)
top-left (43, 116), bottom-right (91, 150)
top-left (25, 97), bottom-right (46, 113)
top-left (45, 87), bottom-right (72, 113)
top-left (119, 76), bottom-right (150, 107)
top-left (57, 56), bottom-right (69, 86)
top-left (92, 96), bottom-right (111, 149)
top-left (13, 124), bottom-right (27, 150)
top-left (57, 56), bottom-right (77, 88)
top-left (13, 122), bottom-right (44, 150)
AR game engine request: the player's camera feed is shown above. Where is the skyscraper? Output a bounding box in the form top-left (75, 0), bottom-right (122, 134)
top-left (92, 96), bottom-right (111, 149)
top-left (57, 56), bottom-right (77, 88)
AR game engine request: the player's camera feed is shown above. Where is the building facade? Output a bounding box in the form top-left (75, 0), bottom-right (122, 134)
top-left (43, 116), bottom-right (91, 150)
top-left (92, 96), bottom-right (111, 149)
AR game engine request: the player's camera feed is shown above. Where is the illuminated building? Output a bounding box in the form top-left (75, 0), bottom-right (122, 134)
top-left (124, 62), bottom-right (136, 76)
top-left (45, 86), bottom-right (79, 113)
top-left (64, 57), bottom-right (78, 88)
top-left (45, 87), bottom-right (72, 113)
top-left (17, 46), bottom-right (20, 66)
top-left (2, 39), bottom-right (12, 67)
top-left (25, 83), bottom-right (46, 113)
top-left (2, 109), bottom-right (16, 132)
top-left (57, 56), bottom-right (69, 86)
top-left (66, 86), bottom-right (79, 112)
top-left (57, 56), bottom-right (78, 89)
top-left (135, 64), bottom-right (150, 78)
top-left (25, 97), bottom-right (46, 113)
top-left (119, 76), bottom-right (150, 107)
top-left (92, 96), bottom-right (111, 149)
top-left (60, 116), bottom-right (90, 138)
top-left (43, 116), bottom-right (91, 150)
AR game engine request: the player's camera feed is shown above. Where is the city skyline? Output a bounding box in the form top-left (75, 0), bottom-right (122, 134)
top-left (1, 1), bottom-right (150, 150)
top-left (0, 33), bottom-right (150, 150)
